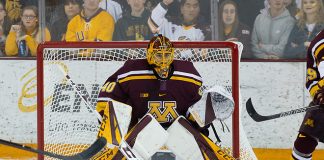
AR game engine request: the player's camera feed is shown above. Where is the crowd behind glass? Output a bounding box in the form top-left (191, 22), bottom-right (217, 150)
top-left (0, 0), bottom-right (323, 59)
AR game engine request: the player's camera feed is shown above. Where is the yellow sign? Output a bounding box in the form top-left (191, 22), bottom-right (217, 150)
top-left (18, 62), bottom-right (68, 112)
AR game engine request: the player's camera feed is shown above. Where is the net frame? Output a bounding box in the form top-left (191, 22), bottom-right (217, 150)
top-left (36, 41), bottom-right (241, 159)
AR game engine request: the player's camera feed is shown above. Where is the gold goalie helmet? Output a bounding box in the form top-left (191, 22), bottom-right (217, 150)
top-left (147, 34), bottom-right (174, 79)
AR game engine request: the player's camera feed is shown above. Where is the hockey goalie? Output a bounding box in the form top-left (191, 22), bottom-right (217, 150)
top-left (93, 34), bottom-right (235, 160)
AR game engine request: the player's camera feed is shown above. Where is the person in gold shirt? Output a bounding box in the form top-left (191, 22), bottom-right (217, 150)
top-left (65, 0), bottom-right (115, 41)
top-left (5, 5), bottom-right (51, 57)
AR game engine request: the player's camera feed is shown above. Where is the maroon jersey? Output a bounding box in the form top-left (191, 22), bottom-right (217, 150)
top-left (98, 59), bottom-right (202, 128)
top-left (306, 30), bottom-right (324, 97)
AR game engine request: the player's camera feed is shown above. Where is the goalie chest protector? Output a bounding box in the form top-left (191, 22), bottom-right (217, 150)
top-left (98, 59), bottom-right (203, 128)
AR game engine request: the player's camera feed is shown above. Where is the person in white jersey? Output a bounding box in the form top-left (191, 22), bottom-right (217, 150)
top-left (148, 0), bottom-right (211, 41)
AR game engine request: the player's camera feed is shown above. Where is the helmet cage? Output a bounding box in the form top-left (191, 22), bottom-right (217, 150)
top-left (150, 48), bottom-right (173, 67)
top-left (147, 35), bottom-right (174, 78)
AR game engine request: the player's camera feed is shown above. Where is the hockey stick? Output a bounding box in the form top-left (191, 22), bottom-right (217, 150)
top-left (0, 137), bottom-right (107, 160)
top-left (210, 123), bottom-right (221, 145)
top-left (246, 98), bottom-right (320, 122)
top-left (59, 67), bottom-right (143, 160)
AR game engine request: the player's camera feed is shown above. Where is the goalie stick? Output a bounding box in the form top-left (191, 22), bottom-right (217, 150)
top-left (0, 137), bottom-right (106, 160)
top-left (59, 67), bottom-right (143, 160)
top-left (246, 98), bottom-right (321, 122)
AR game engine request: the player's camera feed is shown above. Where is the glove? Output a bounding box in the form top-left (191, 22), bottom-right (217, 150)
top-left (313, 88), bottom-right (324, 105)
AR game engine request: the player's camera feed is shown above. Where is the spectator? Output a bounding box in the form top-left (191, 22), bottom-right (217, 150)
top-left (113, 0), bottom-right (152, 41)
top-left (251, 0), bottom-right (295, 59)
top-left (51, 0), bottom-right (81, 41)
top-left (224, 0), bottom-right (265, 31)
top-left (148, 0), bottom-right (211, 41)
top-left (218, 0), bottom-right (252, 58)
top-left (4, 0), bottom-right (37, 24)
top-left (5, 5), bottom-right (51, 57)
top-left (284, 0), bottom-right (299, 17)
top-left (284, 0), bottom-right (324, 59)
top-left (99, 0), bottom-right (123, 22)
top-left (65, 0), bottom-right (114, 41)
top-left (265, 0), bottom-right (299, 17)
top-left (0, 1), bottom-right (10, 56)
top-left (5, 0), bottom-right (22, 24)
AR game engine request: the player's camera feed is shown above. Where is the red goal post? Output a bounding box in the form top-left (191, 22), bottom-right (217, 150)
top-left (36, 41), bottom-right (251, 160)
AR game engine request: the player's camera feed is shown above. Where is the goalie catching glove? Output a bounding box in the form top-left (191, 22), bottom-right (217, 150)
top-left (188, 85), bottom-right (234, 127)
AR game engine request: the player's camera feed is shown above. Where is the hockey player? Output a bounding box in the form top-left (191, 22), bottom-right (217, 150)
top-left (291, 30), bottom-right (324, 160)
top-left (95, 34), bottom-right (235, 159)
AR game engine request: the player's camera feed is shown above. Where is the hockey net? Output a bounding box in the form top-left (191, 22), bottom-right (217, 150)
top-left (37, 41), bottom-right (257, 160)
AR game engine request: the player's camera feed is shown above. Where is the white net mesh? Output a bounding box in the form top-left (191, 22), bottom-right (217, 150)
top-left (38, 42), bottom-right (256, 159)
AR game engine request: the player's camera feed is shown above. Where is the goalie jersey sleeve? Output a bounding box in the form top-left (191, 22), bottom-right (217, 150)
top-left (97, 59), bottom-right (202, 128)
top-left (306, 30), bottom-right (324, 97)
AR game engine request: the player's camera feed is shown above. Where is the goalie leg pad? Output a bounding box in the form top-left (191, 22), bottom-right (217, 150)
top-left (129, 114), bottom-right (169, 159)
top-left (166, 116), bottom-right (235, 160)
top-left (92, 147), bottom-right (120, 160)
top-left (166, 116), bottom-right (205, 160)
top-left (97, 101), bottom-right (132, 145)
top-left (119, 114), bottom-right (168, 159)
top-left (97, 114), bottom-right (168, 160)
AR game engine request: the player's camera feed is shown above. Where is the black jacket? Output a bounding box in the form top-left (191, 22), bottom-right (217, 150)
top-left (113, 9), bottom-right (153, 41)
top-left (284, 23), bottom-right (324, 59)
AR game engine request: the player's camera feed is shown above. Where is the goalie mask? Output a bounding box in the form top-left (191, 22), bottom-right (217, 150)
top-left (147, 35), bottom-right (174, 79)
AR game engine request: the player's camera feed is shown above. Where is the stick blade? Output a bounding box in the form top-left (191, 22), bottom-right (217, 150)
top-left (70, 137), bottom-right (107, 160)
top-left (246, 98), bottom-right (264, 122)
